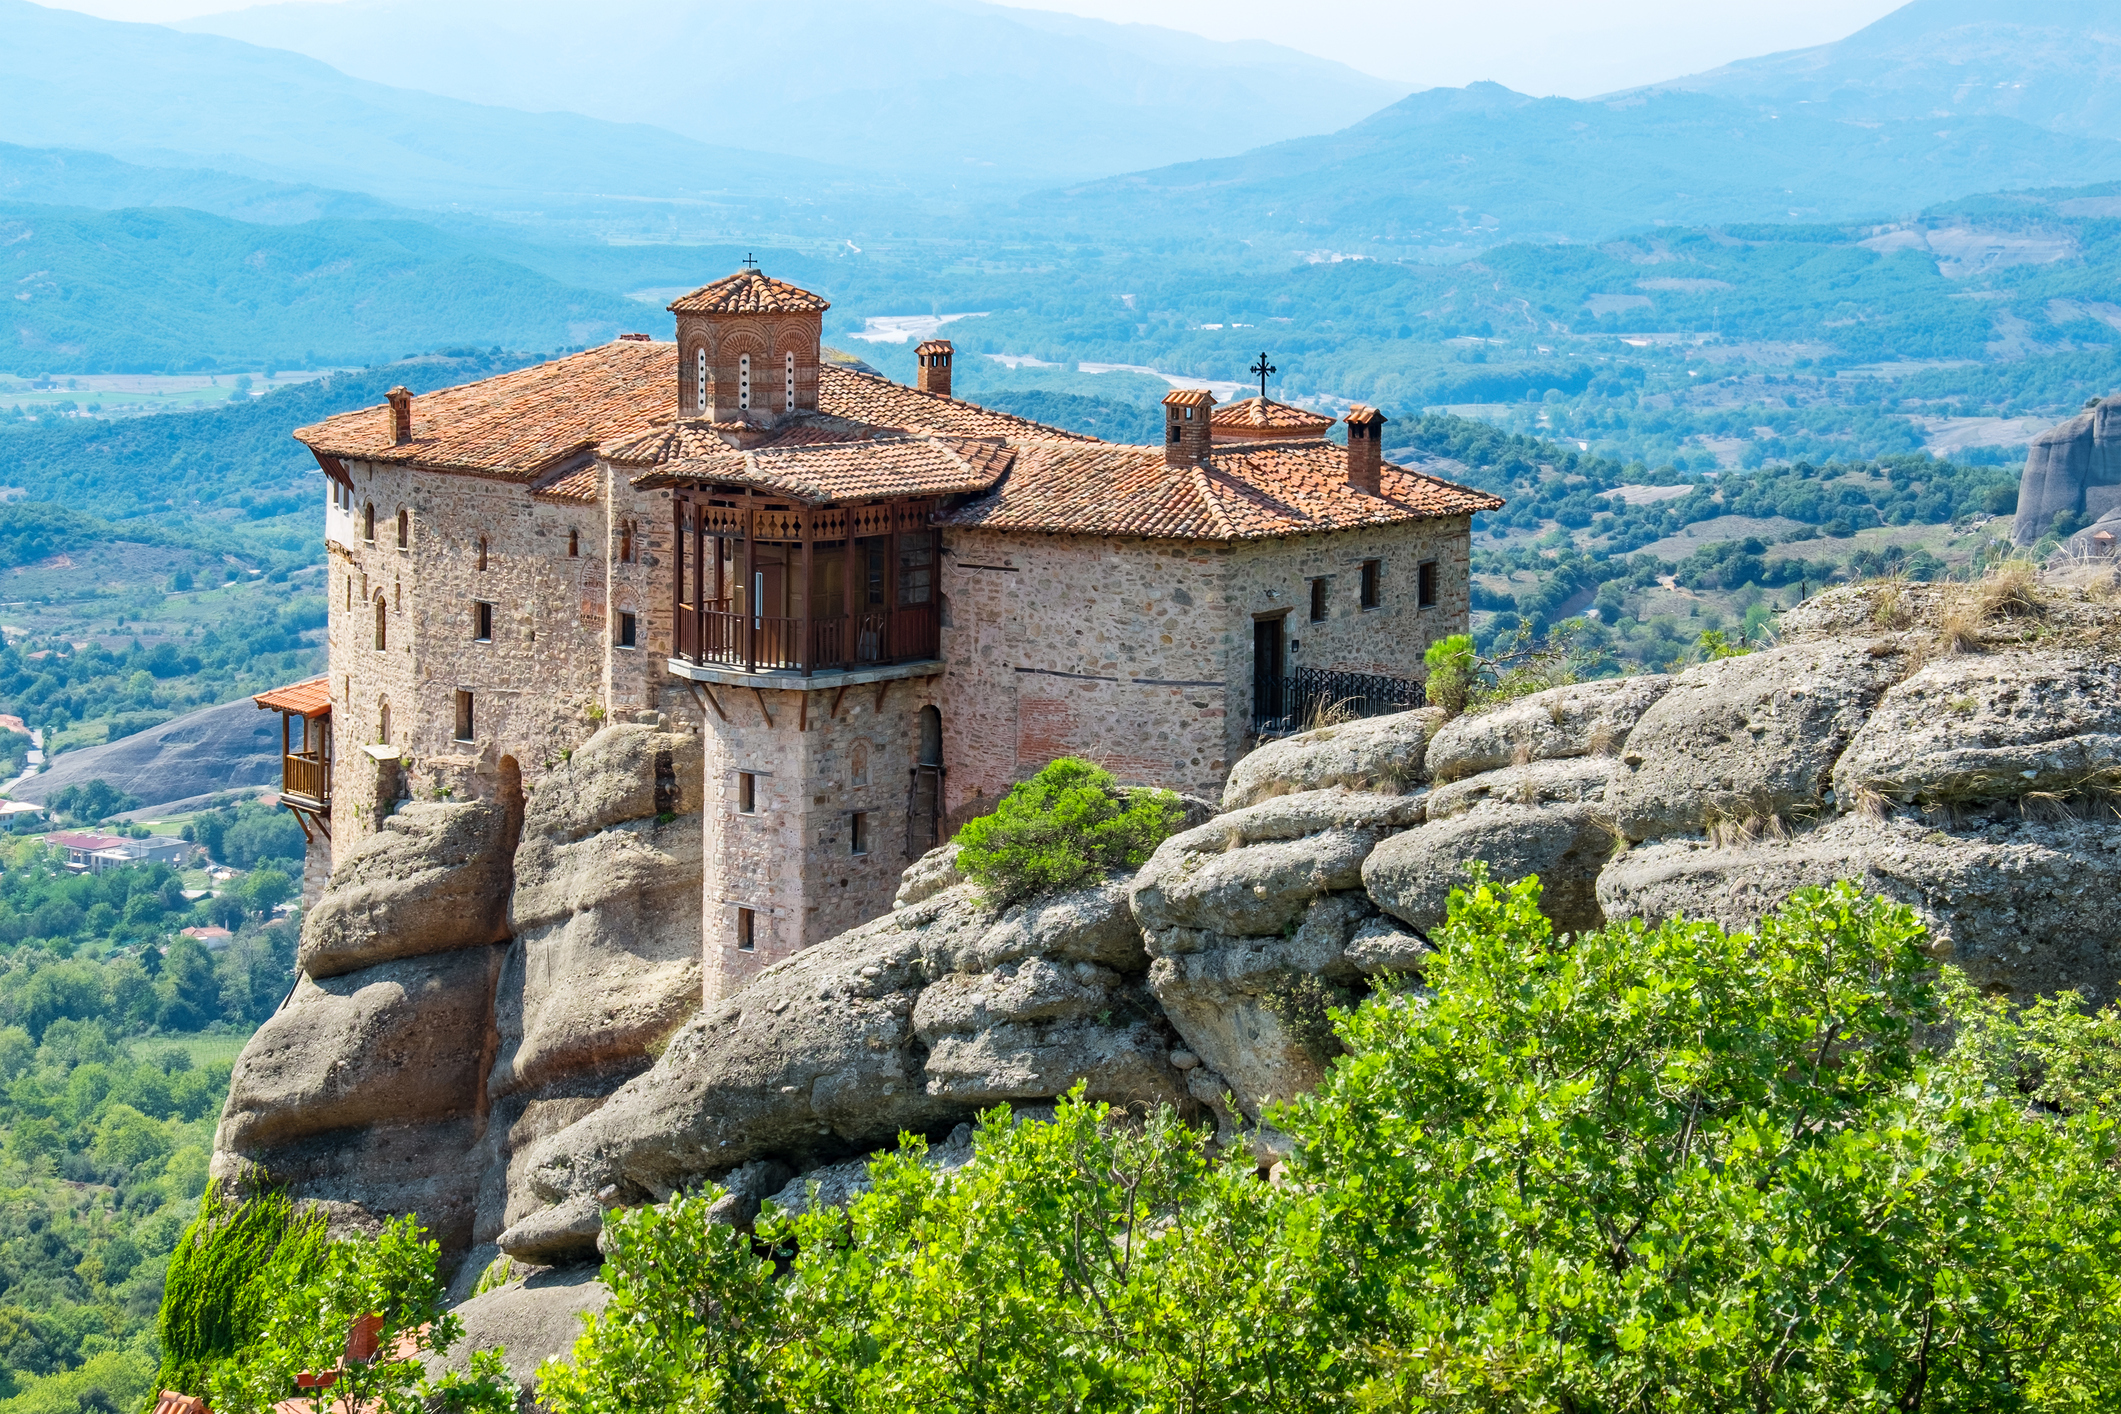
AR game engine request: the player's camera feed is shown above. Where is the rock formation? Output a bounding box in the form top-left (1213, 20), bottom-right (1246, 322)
top-left (2014, 394), bottom-right (2121, 546)
top-left (215, 575), bottom-right (2121, 1396)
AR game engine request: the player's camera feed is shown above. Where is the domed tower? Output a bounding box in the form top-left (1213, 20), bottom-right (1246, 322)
top-left (668, 266), bottom-right (832, 425)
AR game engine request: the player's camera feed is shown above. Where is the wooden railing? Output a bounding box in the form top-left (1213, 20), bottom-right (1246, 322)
top-left (283, 751), bottom-right (330, 805)
top-left (680, 603), bottom-right (939, 674)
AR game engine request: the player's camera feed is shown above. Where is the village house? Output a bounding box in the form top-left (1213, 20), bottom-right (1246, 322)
top-left (258, 268), bottom-right (1498, 996)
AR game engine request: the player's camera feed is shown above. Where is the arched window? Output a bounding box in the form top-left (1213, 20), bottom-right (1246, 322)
top-left (784, 351), bottom-right (795, 412)
top-left (695, 347), bottom-right (708, 415)
top-left (476, 536), bottom-right (487, 571)
top-left (363, 503), bottom-right (375, 541)
top-left (568, 528), bottom-right (580, 558)
top-left (918, 705), bottom-right (942, 766)
top-left (396, 509), bottom-right (409, 549)
top-left (738, 353), bottom-right (750, 411)
top-left (850, 740), bottom-right (868, 788)
top-left (378, 698), bottom-right (391, 745)
top-left (620, 521), bottom-right (634, 564)
top-left (373, 597), bottom-right (387, 651)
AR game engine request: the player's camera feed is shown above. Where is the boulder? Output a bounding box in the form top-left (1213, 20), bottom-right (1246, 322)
top-left (1143, 892), bottom-right (1370, 1119)
top-left (423, 1264), bottom-right (608, 1396)
top-left (490, 726), bottom-right (705, 1100)
top-left (1604, 641), bottom-right (1903, 842)
top-left (216, 946), bottom-right (505, 1154)
top-left (1344, 915), bottom-right (1431, 975)
top-left (1425, 676), bottom-right (1670, 784)
top-left (1597, 814), bottom-right (2121, 1006)
top-left (1221, 709), bottom-right (1441, 810)
top-left (1130, 788), bottom-right (1426, 939)
top-left (765, 1122), bottom-right (981, 1218)
top-left (299, 801), bottom-right (515, 978)
top-left (1834, 651), bottom-right (2121, 805)
top-left (1365, 758), bottom-right (1618, 935)
top-left (895, 841), bottom-right (966, 908)
top-left (509, 868), bottom-right (1188, 1259)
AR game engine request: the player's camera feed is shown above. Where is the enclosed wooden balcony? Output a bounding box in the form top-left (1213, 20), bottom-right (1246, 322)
top-left (671, 494), bottom-right (942, 677)
top-left (252, 677), bottom-right (332, 837)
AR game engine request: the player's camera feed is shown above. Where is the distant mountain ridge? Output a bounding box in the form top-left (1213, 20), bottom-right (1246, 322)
top-left (0, 142), bottom-right (401, 225)
top-left (182, 0), bottom-right (1408, 185)
top-left (177, 0), bottom-right (1409, 185)
top-left (1648, 0), bottom-right (2121, 136)
top-left (1018, 80), bottom-right (2121, 250)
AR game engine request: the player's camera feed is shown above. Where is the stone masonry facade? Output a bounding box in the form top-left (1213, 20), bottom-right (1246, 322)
top-left (290, 268), bottom-right (1501, 1001)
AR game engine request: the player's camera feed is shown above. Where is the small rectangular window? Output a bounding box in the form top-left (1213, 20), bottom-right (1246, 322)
top-left (618, 611), bottom-right (637, 649)
top-left (737, 772), bottom-right (756, 813)
top-left (850, 811), bottom-right (868, 856)
top-left (453, 690), bottom-right (474, 743)
top-left (736, 907), bottom-right (755, 952)
top-left (1308, 577), bottom-right (1328, 623)
top-left (1361, 560), bottom-right (1382, 610)
top-left (1418, 561), bottom-right (1439, 609)
top-left (474, 601), bottom-right (493, 642)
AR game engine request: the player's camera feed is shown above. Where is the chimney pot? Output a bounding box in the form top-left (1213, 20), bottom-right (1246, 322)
top-left (915, 340), bottom-right (954, 398)
top-left (1161, 388), bottom-right (1217, 467)
top-left (1344, 405), bottom-right (1386, 494)
top-left (386, 386), bottom-right (413, 445)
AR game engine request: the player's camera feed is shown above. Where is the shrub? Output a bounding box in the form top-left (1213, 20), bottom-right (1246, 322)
top-left (156, 1187), bottom-right (327, 1396)
top-left (1422, 633), bottom-right (1476, 716)
top-left (953, 758), bottom-right (1184, 906)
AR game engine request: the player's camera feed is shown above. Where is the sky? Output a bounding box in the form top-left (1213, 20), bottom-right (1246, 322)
top-left (40, 0), bottom-right (1911, 97)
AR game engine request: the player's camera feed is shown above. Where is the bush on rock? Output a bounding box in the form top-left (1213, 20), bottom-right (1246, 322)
top-left (953, 757), bottom-right (1184, 907)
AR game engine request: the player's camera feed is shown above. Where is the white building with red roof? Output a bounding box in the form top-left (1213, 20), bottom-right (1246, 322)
top-left (274, 266), bottom-right (1499, 995)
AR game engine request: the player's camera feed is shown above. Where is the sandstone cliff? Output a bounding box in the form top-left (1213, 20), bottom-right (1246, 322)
top-left (2015, 394), bottom-right (2121, 546)
top-left (213, 575), bottom-right (2121, 1391)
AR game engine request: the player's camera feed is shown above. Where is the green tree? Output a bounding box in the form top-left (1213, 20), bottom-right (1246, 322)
top-left (157, 1188), bottom-right (328, 1396)
top-left (155, 936), bottom-right (222, 1031)
top-left (1421, 632), bottom-right (1475, 716)
top-left (953, 758), bottom-right (1184, 906)
top-left (208, 1214), bottom-right (513, 1414)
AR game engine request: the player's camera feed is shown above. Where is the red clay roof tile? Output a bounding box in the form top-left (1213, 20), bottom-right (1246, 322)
top-left (1211, 396), bottom-right (1335, 434)
top-left (667, 270), bottom-right (831, 315)
top-left (254, 677), bottom-right (332, 718)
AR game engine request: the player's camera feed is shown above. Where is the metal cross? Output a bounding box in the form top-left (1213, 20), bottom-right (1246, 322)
top-left (742, 253), bottom-right (759, 270)
top-left (1250, 352), bottom-right (1275, 400)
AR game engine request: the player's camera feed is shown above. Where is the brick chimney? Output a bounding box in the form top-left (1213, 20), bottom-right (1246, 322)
top-left (915, 340), bottom-right (954, 397)
top-left (1162, 388), bottom-right (1217, 466)
top-left (1345, 405), bottom-right (1386, 494)
top-left (387, 386), bottom-right (413, 445)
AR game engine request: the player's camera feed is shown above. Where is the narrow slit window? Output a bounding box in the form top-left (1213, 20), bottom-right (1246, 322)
top-left (784, 351), bottom-right (795, 411)
top-left (476, 537), bottom-right (487, 571)
top-left (363, 504), bottom-right (375, 541)
top-left (454, 690), bottom-right (474, 743)
top-left (696, 347), bottom-right (708, 414)
top-left (617, 611), bottom-right (637, 648)
top-left (736, 906), bottom-right (755, 952)
top-left (1308, 577), bottom-right (1328, 623)
top-left (850, 811), bottom-right (868, 856)
top-left (737, 772), bottom-right (756, 813)
top-left (738, 353), bottom-right (751, 410)
top-left (474, 601), bottom-right (493, 642)
top-left (620, 522), bottom-right (634, 564)
top-left (1418, 560), bottom-right (1439, 609)
top-left (568, 528), bottom-right (579, 558)
top-left (1361, 559), bottom-right (1382, 610)
top-left (396, 509), bottom-right (408, 549)
top-left (373, 599), bottom-right (386, 651)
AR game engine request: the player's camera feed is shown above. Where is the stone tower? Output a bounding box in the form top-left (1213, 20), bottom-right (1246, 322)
top-left (670, 268), bottom-right (831, 425)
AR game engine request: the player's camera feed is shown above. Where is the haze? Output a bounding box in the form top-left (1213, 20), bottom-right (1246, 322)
top-left (41, 0), bottom-right (1907, 96)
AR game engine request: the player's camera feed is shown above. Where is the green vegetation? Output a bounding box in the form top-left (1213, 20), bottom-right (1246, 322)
top-left (953, 758), bottom-right (1186, 906)
top-left (533, 876), bottom-right (2121, 1411)
top-left (156, 1189), bottom-right (324, 1396)
top-left (205, 1214), bottom-right (513, 1414)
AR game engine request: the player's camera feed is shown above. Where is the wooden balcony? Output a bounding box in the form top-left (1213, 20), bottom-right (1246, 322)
top-left (670, 493), bottom-right (944, 679)
top-left (282, 750), bottom-right (330, 809)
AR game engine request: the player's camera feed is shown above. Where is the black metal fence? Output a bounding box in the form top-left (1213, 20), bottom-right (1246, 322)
top-left (1251, 667), bottom-right (1426, 738)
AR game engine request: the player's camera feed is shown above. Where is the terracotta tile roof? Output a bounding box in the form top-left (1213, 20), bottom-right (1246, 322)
top-left (638, 437), bottom-right (1015, 504)
top-left (814, 365), bottom-right (1092, 441)
top-left (1345, 404), bottom-right (1386, 426)
top-left (295, 341), bottom-right (672, 480)
top-left (944, 440), bottom-right (1503, 541)
top-left (667, 270), bottom-right (831, 315)
top-left (531, 464), bottom-right (602, 503)
top-left (254, 676), bottom-right (332, 718)
top-left (1161, 388), bottom-right (1217, 408)
top-left (1211, 396), bottom-right (1335, 436)
top-left (915, 339), bottom-right (953, 355)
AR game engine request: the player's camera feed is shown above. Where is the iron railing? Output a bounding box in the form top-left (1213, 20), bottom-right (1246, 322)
top-left (1251, 667), bottom-right (1425, 738)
